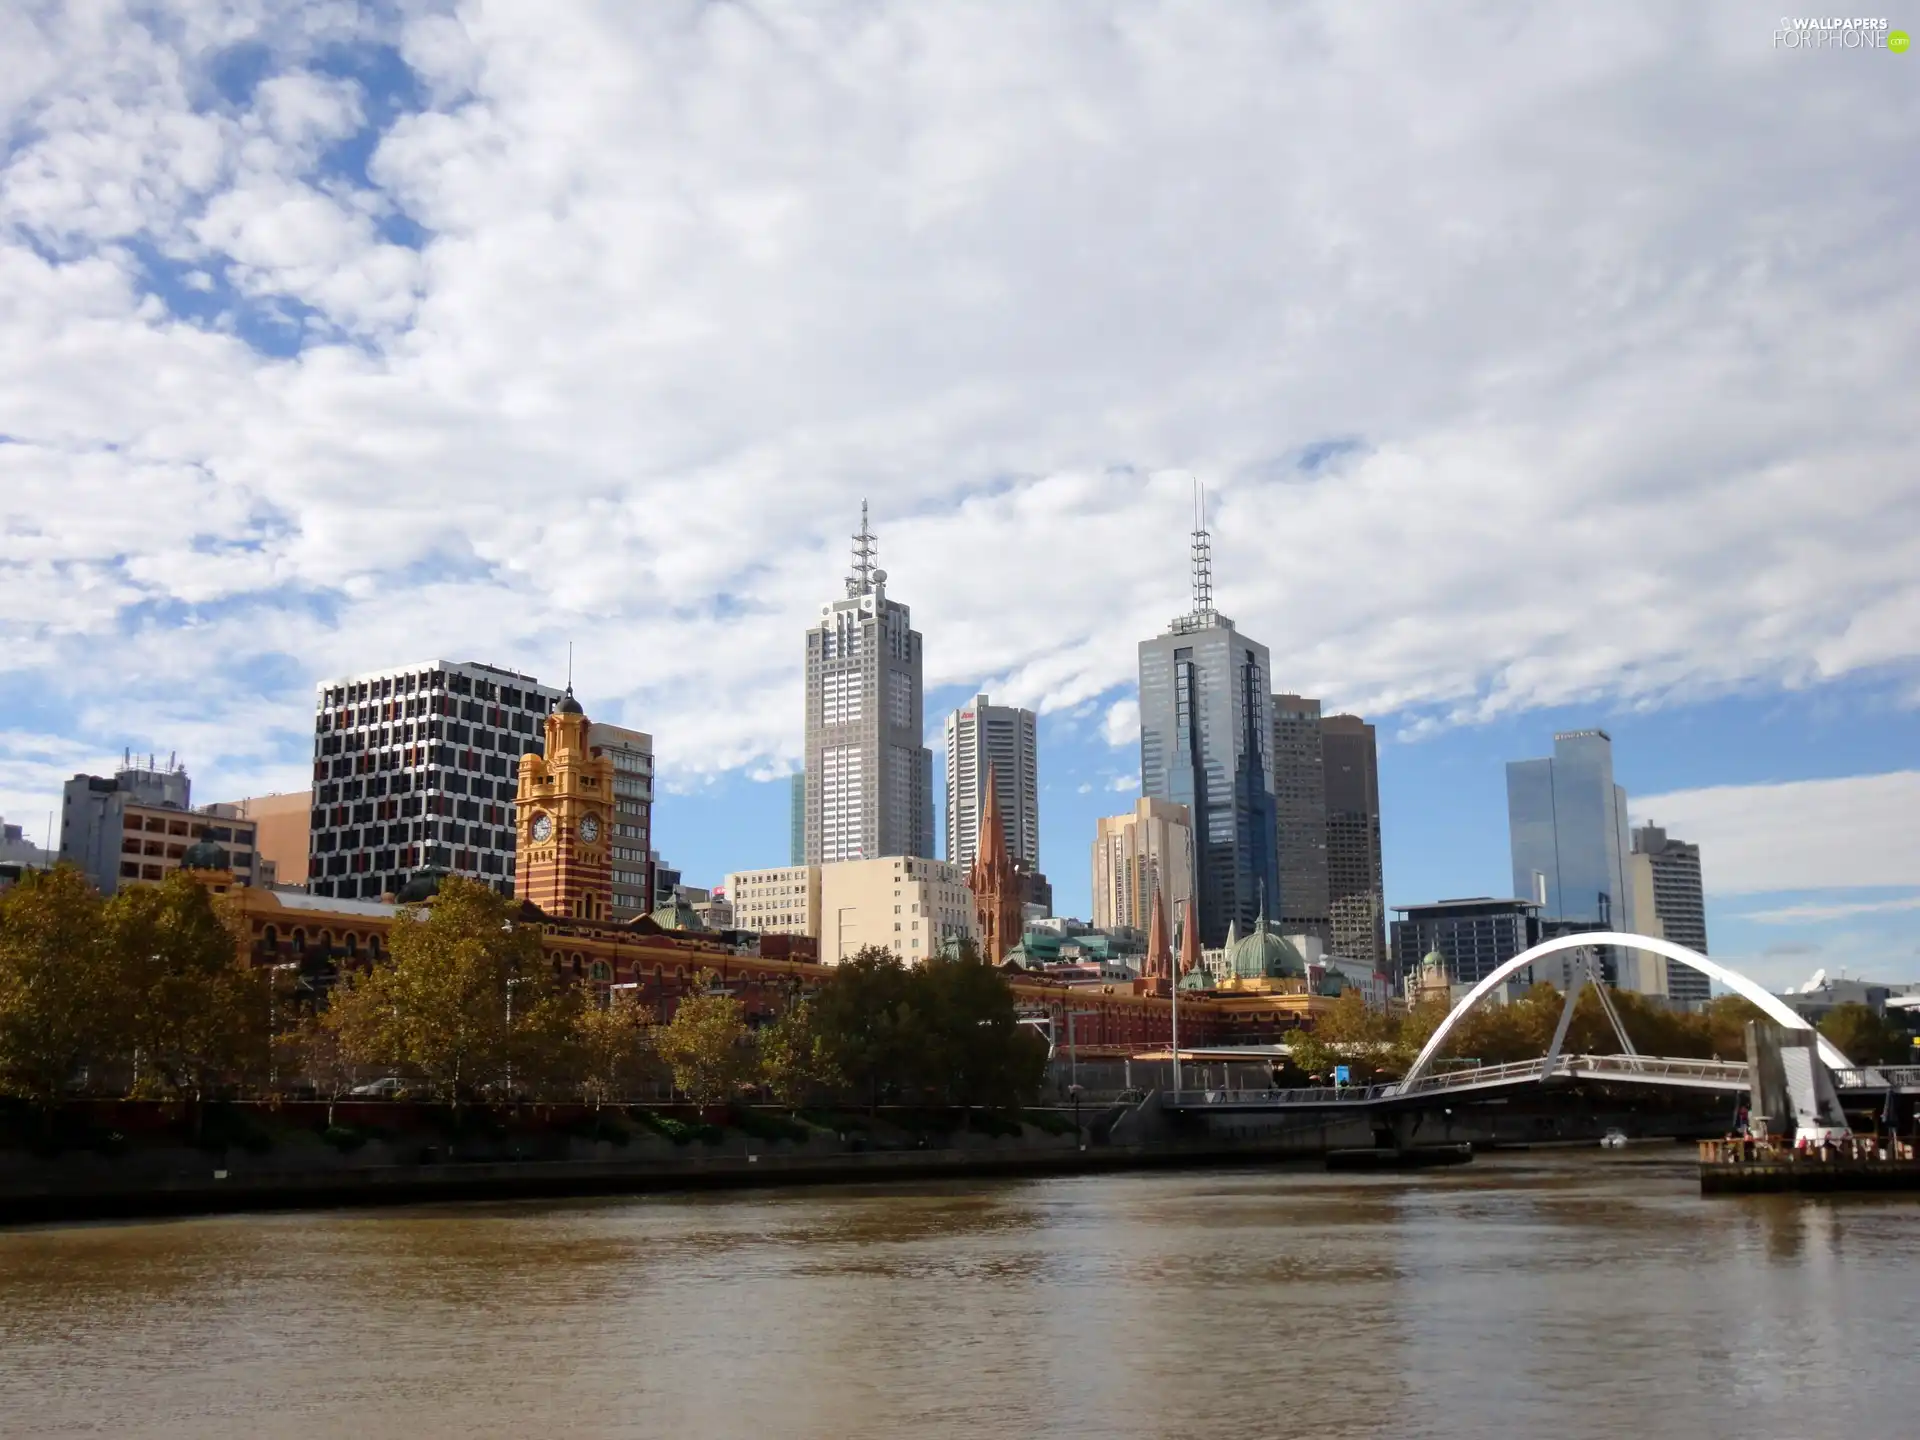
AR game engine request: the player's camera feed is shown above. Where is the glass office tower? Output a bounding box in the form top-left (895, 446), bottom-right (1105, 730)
top-left (1138, 518), bottom-right (1279, 949)
top-left (1506, 729), bottom-right (1635, 933)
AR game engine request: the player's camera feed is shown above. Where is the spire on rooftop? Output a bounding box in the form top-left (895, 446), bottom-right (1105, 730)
top-left (847, 500), bottom-right (877, 596)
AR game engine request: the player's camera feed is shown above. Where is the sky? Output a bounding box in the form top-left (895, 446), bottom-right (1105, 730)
top-left (2, 2), bottom-right (1915, 992)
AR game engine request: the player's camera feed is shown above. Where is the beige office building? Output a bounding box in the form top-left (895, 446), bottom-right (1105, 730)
top-left (1092, 798), bottom-right (1193, 934)
top-left (725, 865), bottom-right (821, 937)
top-left (209, 790), bottom-right (312, 888)
top-left (819, 855), bottom-right (975, 963)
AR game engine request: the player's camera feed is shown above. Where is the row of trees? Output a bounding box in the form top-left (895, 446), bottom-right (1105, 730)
top-left (1286, 980), bottom-right (1909, 1081)
top-left (0, 870), bottom-right (1048, 1113)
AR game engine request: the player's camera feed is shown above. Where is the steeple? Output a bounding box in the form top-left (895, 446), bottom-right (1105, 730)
top-left (969, 765), bottom-right (1025, 964)
top-left (1179, 898), bottom-right (1202, 977)
top-left (1143, 884), bottom-right (1172, 991)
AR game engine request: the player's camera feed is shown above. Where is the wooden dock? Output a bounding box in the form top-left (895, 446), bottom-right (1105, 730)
top-left (1700, 1136), bottom-right (1920, 1194)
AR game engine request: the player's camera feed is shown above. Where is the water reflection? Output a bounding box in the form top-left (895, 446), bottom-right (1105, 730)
top-left (2, 1152), bottom-right (1917, 1439)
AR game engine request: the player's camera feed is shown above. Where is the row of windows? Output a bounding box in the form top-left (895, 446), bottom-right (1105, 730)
top-left (320, 669), bottom-right (551, 710)
top-left (316, 822), bottom-right (512, 854)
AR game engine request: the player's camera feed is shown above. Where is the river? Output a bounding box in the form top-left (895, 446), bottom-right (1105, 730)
top-left (1, 1148), bottom-right (1914, 1438)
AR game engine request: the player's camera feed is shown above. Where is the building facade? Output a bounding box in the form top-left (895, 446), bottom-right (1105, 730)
top-left (1390, 897), bottom-right (1543, 988)
top-left (789, 773), bottom-right (805, 865)
top-left (588, 722), bottom-right (654, 923)
top-left (817, 855), bottom-right (975, 964)
top-left (205, 790), bottom-right (311, 888)
top-left (1630, 823), bottom-right (1711, 1005)
top-left (803, 506), bottom-right (935, 865)
top-left (514, 686), bottom-right (615, 922)
top-left (1322, 713), bottom-right (1386, 971)
top-left (944, 693), bottom-right (1039, 875)
top-left (725, 864), bottom-right (822, 937)
top-left (1271, 693), bottom-right (1331, 943)
top-left (58, 759), bottom-right (260, 895)
top-left (1092, 797), bottom-right (1193, 935)
top-left (1507, 729), bottom-right (1636, 934)
top-left (309, 660), bottom-right (561, 901)
top-left (1137, 519), bottom-right (1279, 948)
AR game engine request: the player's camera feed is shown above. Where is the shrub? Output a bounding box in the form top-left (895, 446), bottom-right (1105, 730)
top-left (1021, 1110), bottom-right (1078, 1136)
top-left (634, 1109), bottom-right (723, 1147)
top-left (728, 1105), bottom-right (809, 1144)
top-left (321, 1124), bottom-right (367, 1152)
top-left (966, 1109), bottom-right (1023, 1139)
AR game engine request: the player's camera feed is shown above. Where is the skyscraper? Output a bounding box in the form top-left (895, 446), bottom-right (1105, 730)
top-left (803, 505), bottom-right (934, 864)
top-left (590, 721), bottom-right (653, 923)
top-left (944, 693), bottom-right (1038, 875)
top-left (1630, 823), bottom-right (1711, 1005)
top-left (309, 660), bottom-right (560, 900)
top-left (1507, 729), bottom-right (1636, 934)
top-left (1138, 501), bottom-right (1279, 948)
top-left (1323, 712), bottom-right (1386, 970)
top-left (1271, 693), bottom-right (1330, 942)
top-left (1092, 797), bottom-right (1192, 934)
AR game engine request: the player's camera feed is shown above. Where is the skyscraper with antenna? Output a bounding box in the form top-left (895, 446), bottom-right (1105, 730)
top-left (1136, 482), bottom-right (1280, 948)
top-left (803, 503), bottom-right (935, 866)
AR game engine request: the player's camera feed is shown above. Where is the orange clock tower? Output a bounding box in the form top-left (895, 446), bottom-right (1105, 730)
top-left (515, 686), bottom-right (616, 920)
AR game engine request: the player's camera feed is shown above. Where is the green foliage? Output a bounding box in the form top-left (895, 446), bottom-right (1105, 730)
top-left (633, 1109), bottom-right (723, 1146)
top-left (321, 1124), bottom-right (368, 1152)
top-left (1020, 1109), bottom-right (1079, 1136)
top-left (806, 946), bottom-right (1047, 1110)
top-left (727, 1105), bottom-right (810, 1143)
top-left (574, 988), bottom-right (656, 1107)
top-left (323, 876), bottom-right (576, 1104)
top-left (654, 972), bottom-right (750, 1107)
top-left (1818, 1003), bottom-right (1909, 1065)
top-left (756, 1000), bottom-right (838, 1109)
top-left (0, 866), bottom-right (117, 1107)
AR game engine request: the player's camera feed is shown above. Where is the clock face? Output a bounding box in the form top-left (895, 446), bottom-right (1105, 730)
top-left (579, 814), bottom-right (601, 844)
top-left (530, 812), bottom-right (553, 843)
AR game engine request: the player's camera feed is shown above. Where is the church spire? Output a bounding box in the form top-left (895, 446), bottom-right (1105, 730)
top-left (1143, 884), bottom-right (1172, 992)
top-left (968, 765), bottom-right (1024, 965)
top-left (1178, 898), bottom-right (1202, 977)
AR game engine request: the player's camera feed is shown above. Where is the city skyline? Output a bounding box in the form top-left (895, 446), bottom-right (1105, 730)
top-left (1, 8), bottom-right (1914, 989)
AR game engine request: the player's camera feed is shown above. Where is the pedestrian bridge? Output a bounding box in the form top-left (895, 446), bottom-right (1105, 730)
top-left (1163, 933), bottom-right (1915, 1115)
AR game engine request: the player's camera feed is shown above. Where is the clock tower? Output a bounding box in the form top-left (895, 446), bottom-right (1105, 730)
top-left (515, 685), bottom-right (616, 920)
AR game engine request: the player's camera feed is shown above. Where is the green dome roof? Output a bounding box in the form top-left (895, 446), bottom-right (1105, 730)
top-left (396, 867), bottom-right (450, 903)
top-left (648, 899), bottom-right (708, 932)
top-left (1225, 907), bottom-right (1306, 981)
top-left (180, 838), bottom-right (228, 870)
top-left (1421, 947), bottom-right (1448, 969)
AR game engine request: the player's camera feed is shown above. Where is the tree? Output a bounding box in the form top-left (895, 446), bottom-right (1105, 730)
top-left (1285, 1030), bottom-right (1340, 1083)
top-left (808, 946), bottom-right (920, 1111)
top-left (575, 989), bottom-right (656, 1109)
top-left (106, 872), bottom-right (268, 1100)
top-left (0, 866), bottom-right (116, 1111)
top-left (654, 972), bottom-right (749, 1108)
top-left (324, 876), bottom-right (569, 1106)
top-left (757, 1000), bottom-right (836, 1111)
top-left (1819, 1003), bottom-right (1908, 1066)
top-left (907, 952), bottom-right (1047, 1108)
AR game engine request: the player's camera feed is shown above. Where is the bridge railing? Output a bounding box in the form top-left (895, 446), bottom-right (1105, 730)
top-left (1165, 1085), bottom-right (1389, 1107)
top-left (1831, 1066), bottom-right (1920, 1090)
top-left (1570, 1054), bottom-right (1749, 1084)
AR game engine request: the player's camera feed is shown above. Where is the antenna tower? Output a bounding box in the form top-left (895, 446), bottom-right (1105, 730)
top-left (1190, 480), bottom-right (1214, 617)
top-left (849, 499), bottom-right (877, 594)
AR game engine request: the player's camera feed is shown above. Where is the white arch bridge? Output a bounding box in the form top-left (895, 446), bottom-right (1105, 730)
top-left (1167, 933), bottom-right (1920, 1113)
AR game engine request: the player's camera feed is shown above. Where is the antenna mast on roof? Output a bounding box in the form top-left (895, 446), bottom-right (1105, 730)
top-left (1190, 479), bottom-right (1214, 617)
top-left (849, 499), bottom-right (877, 595)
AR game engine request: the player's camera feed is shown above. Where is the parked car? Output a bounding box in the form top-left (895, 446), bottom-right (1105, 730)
top-left (347, 1077), bottom-right (411, 1098)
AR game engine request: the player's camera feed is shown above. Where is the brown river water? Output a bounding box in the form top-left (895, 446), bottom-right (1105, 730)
top-left (1, 1148), bottom-right (1915, 1439)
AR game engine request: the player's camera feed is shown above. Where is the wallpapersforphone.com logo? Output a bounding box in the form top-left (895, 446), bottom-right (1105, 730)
top-left (1773, 16), bottom-right (1911, 50)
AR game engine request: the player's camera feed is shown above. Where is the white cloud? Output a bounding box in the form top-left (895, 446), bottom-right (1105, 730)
top-left (1100, 698), bottom-right (1140, 749)
top-left (1107, 774), bottom-right (1139, 793)
top-left (1633, 772), bottom-right (1920, 895)
top-left (0, 2), bottom-right (1917, 819)
top-left (1738, 893), bottom-right (1920, 925)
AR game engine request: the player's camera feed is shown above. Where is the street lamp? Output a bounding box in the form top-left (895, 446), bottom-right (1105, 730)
top-left (1068, 1083), bottom-right (1084, 1151)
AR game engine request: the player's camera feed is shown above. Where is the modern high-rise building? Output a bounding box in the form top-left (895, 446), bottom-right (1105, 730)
top-left (803, 505), bottom-right (934, 865)
top-left (1390, 897), bottom-right (1542, 987)
top-left (1630, 823), bottom-right (1711, 1005)
top-left (1092, 797), bottom-right (1193, 935)
top-left (591, 722), bottom-right (654, 923)
top-left (1506, 730), bottom-right (1636, 934)
top-left (1271, 693), bottom-right (1330, 943)
top-left (789, 772), bottom-right (805, 865)
top-left (58, 757), bottom-right (260, 895)
top-left (944, 693), bottom-right (1038, 876)
top-left (1138, 508), bottom-right (1278, 947)
top-left (308, 660), bottom-right (561, 901)
top-left (1322, 713), bottom-right (1386, 970)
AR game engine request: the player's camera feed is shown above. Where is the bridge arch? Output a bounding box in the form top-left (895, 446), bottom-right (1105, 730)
top-left (1401, 931), bottom-right (1849, 1086)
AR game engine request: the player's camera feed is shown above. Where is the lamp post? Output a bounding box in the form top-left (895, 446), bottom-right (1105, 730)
top-left (1069, 1083), bottom-right (1083, 1151)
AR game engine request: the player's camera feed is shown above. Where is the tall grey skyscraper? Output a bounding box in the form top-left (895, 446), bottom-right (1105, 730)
top-left (944, 693), bottom-right (1038, 875)
top-left (1138, 502), bottom-right (1279, 948)
top-left (1507, 729), bottom-right (1635, 933)
top-left (804, 505), bottom-right (934, 864)
top-left (1630, 823), bottom-right (1710, 1004)
top-left (1271, 693), bottom-right (1330, 942)
top-left (1323, 712), bottom-right (1386, 970)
